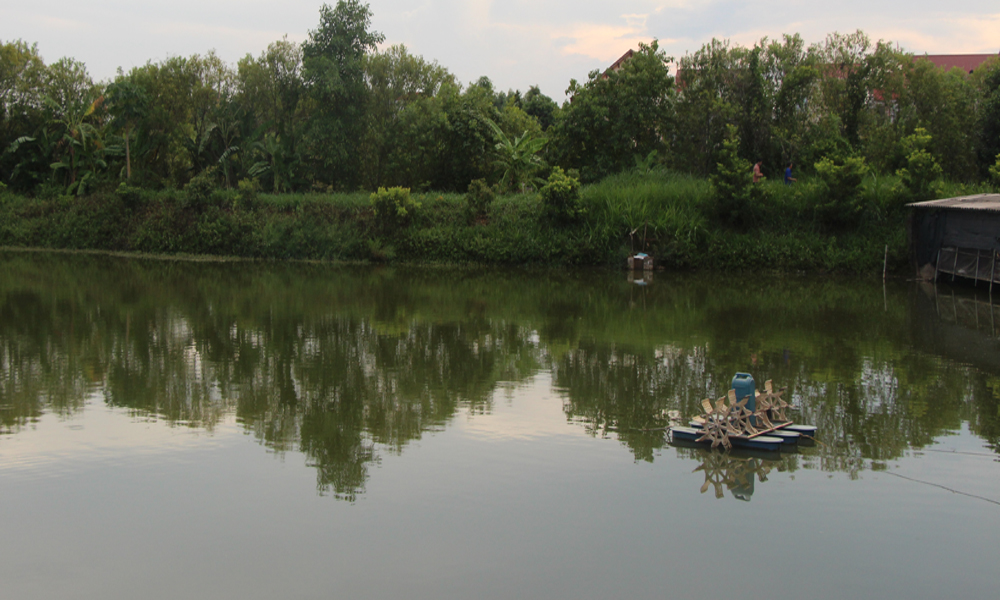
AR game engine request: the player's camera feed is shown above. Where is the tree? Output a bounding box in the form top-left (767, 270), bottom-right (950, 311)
top-left (359, 44), bottom-right (453, 189)
top-left (976, 58), bottom-right (1000, 178)
top-left (520, 86), bottom-right (558, 130)
top-left (237, 37), bottom-right (305, 188)
top-left (0, 40), bottom-right (48, 189)
top-left (433, 81), bottom-right (500, 190)
top-left (551, 40), bottom-right (675, 182)
top-left (901, 59), bottom-right (978, 181)
top-left (895, 127), bottom-right (943, 202)
top-left (42, 59), bottom-right (104, 193)
top-left (709, 124), bottom-right (761, 226)
top-left (763, 35), bottom-right (822, 168)
top-left (814, 153), bottom-right (869, 227)
top-left (301, 0), bottom-right (384, 188)
top-left (673, 39), bottom-right (742, 176)
top-left (105, 80), bottom-right (150, 180)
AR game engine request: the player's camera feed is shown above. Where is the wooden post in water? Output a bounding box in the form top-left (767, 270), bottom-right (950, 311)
top-left (883, 245), bottom-right (888, 281)
top-left (991, 251), bottom-right (997, 297)
top-left (975, 249), bottom-right (981, 287)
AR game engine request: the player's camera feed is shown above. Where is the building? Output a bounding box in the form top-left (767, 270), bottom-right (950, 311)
top-left (607, 50), bottom-right (635, 74)
top-left (916, 54), bottom-right (999, 74)
top-left (909, 194), bottom-right (1000, 287)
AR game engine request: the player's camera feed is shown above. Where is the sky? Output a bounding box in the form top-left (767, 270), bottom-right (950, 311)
top-left (3, 1), bottom-right (1000, 101)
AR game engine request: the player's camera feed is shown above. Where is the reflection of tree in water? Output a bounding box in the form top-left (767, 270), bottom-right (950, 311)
top-left (3, 253), bottom-right (1000, 498)
top-left (0, 254), bottom-right (545, 500)
top-left (555, 342), bottom-right (712, 462)
top-left (554, 276), bottom-right (1000, 471)
top-left (0, 289), bottom-right (105, 433)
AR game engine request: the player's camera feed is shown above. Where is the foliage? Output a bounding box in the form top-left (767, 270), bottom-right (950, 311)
top-left (236, 178), bottom-right (261, 209)
top-left (0, 167), bottom-right (914, 273)
top-left (894, 128), bottom-right (944, 202)
top-left (990, 154), bottom-right (1000, 189)
top-left (464, 178), bottom-right (495, 222)
top-left (814, 153), bottom-right (869, 227)
top-left (371, 186), bottom-right (420, 231)
top-left (483, 116), bottom-right (546, 192)
top-left (539, 167), bottom-right (583, 223)
top-left (551, 41), bottom-right (674, 182)
top-left (519, 86), bottom-right (559, 130)
top-left (114, 181), bottom-right (144, 209)
top-left (359, 44), bottom-right (454, 189)
top-left (184, 168), bottom-right (219, 208)
top-left (104, 80), bottom-right (150, 180)
top-left (976, 58), bottom-right (1000, 178)
top-left (902, 58), bottom-right (978, 180)
top-left (301, 0), bottom-right (385, 188)
top-left (709, 125), bottom-right (761, 226)
top-left (585, 168), bottom-right (709, 265)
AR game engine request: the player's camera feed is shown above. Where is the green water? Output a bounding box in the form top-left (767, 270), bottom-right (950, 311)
top-left (1, 251), bottom-right (998, 599)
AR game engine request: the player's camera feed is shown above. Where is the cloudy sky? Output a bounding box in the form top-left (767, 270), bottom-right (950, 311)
top-left (4, 1), bottom-right (1000, 100)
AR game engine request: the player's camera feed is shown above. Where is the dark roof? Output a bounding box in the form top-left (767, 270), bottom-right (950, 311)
top-left (908, 194), bottom-right (1000, 212)
top-left (916, 54), bottom-right (999, 73)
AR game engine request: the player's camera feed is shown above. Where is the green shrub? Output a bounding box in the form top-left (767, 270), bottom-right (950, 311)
top-left (709, 125), bottom-right (762, 226)
top-left (183, 169), bottom-right (218, 209)
top-left (989, 153), bottom-right (1000, 190)
top-left (895, 128), bottom-right (944, 202)
top-left (814, 154), bottom-right (869, 227)
top-left (464, 179), bottom-right (496, 222)
top-left (115, 182), bottom-right (144, 209)
top-left (539, 167), bottom-right (584, 223)
top-left (371, 186), bottom-right (420, 232)
top-left (236, 178), bottom-right (261, 210)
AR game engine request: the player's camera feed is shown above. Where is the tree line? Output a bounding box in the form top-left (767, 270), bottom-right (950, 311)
top-left (2, 1), bottom-right (1000, 198)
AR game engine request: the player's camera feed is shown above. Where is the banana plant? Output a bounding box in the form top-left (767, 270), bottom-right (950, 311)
top-left (249, 132), bottom-right (299, 192)
top-left (45, 95), bottom-right (104, 193)
top-left (482, 117), bottom-right (547, 193)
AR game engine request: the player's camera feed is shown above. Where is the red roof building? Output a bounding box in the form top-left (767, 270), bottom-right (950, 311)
top-left (607, 50), bottom-right (635, 73)
top-left (916, 54), bottom-right (999, 73)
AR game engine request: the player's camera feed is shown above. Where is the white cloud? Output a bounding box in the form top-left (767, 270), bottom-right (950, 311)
top-left (554, 24), bottom-right (651, 61)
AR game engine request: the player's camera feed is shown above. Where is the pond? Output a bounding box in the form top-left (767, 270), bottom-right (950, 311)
top-left (1, 250), bottom-right (998, 599)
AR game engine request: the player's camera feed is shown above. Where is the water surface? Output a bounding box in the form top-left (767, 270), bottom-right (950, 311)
top-left (1, 251), bottom-right (998, 599)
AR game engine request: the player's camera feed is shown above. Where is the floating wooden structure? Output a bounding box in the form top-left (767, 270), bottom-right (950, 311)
top-left (669, 375), bottom-right (817, 452)
top-left (628, 253), bottom-right (653, 271)
top-left (909, 194), bottom-right (1000, 289)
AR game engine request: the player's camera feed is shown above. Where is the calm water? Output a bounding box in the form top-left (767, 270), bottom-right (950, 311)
top-left (2, 251), bottom-right (999, 599)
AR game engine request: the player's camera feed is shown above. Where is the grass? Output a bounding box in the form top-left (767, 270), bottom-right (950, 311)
top-left (2, 166), bottom-right (980, 272)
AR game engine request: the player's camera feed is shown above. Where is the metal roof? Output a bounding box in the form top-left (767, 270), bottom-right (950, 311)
top-left (908, 194), bottom-right (1000, 212)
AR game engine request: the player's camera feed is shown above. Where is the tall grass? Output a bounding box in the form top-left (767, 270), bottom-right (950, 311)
top-left (0, 166), bottom-right (938, 272)
top-left (584, 170), bottom-right (711, 266)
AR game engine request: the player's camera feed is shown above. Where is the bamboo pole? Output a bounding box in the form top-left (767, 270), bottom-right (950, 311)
top-left (745, 421), bottom-right (793, 439)
top-left (883, 244), bottom-right (888, 280)
top-left (991, 251), bottom-right (996, 297)
top-left (975, 249), bottom-right (981, 287)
